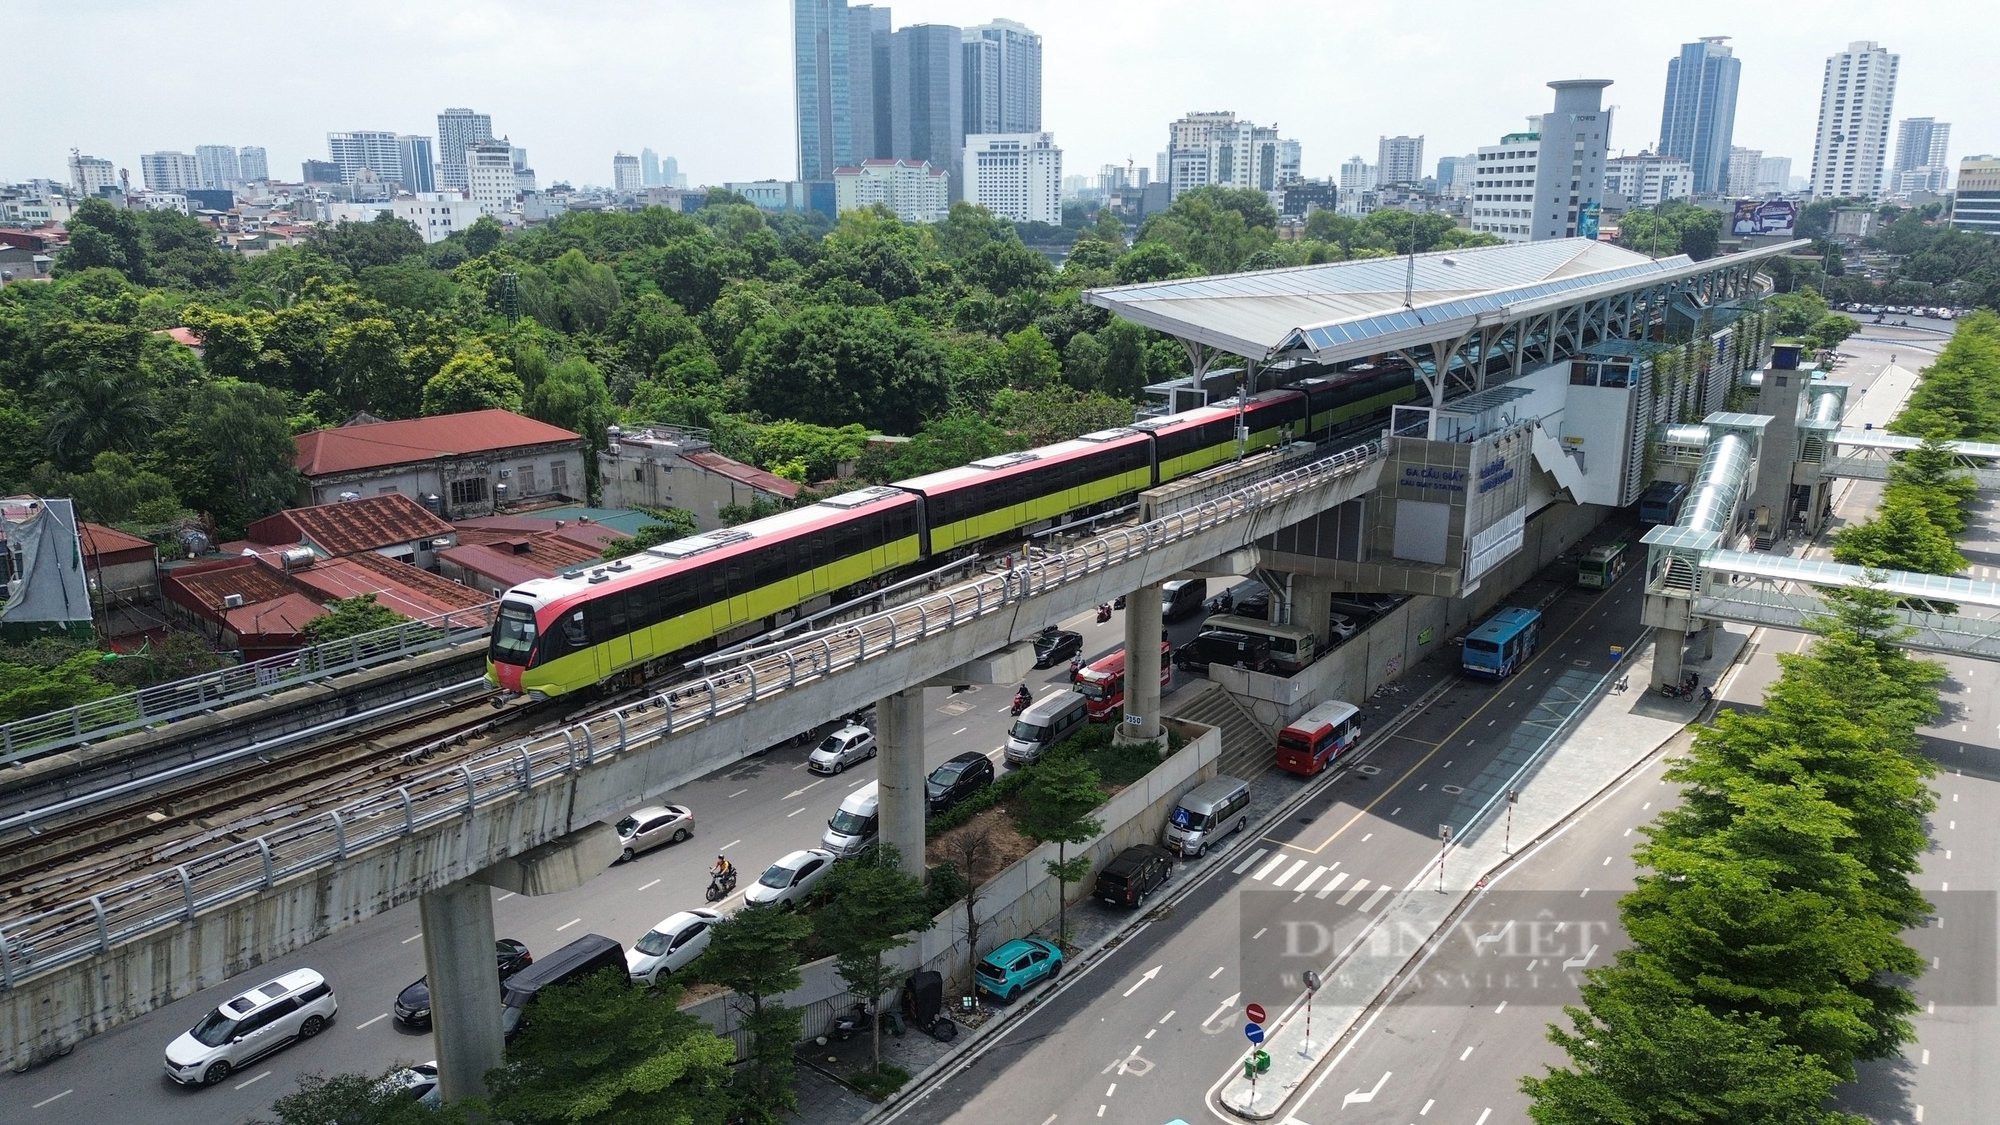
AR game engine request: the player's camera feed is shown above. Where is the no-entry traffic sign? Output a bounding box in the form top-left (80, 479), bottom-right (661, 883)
top-left (1245, 1002), bottom-right (1266, 1025)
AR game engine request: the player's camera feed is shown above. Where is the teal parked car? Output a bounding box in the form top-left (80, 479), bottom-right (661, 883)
top-left (975, 937), bottom-right (1063, 1002)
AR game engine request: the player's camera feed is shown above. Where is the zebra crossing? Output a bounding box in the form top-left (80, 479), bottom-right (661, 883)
top-left (1229, 846), bottom-right (1396, 912)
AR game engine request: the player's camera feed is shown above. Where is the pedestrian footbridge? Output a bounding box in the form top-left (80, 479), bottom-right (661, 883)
top-left (1694, 550), bottom-right (2000, 659)
top-left (1824, 430), bottom-right (2000, 491)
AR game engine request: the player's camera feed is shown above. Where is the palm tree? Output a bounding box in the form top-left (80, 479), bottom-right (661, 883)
top-left (41, 364), bottom-right (160, 469)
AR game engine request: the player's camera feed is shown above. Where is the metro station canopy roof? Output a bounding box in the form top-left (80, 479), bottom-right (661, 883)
top-left (1083, 237), bottom-right (1803, 365)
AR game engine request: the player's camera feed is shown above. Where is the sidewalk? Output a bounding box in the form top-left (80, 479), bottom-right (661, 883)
top-left (1217, 624), bottom-right (1748, 1118)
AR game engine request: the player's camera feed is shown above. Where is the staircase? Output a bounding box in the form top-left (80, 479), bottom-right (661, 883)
top-left (1168, 682), bottom-right (1276, 780)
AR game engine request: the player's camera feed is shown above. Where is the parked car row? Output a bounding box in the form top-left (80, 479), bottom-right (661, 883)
top-left (1838, 302), bottom-right (1961, 320)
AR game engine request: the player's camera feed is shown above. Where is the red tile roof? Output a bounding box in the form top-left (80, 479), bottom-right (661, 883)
top-left (453, 515), bottom-right (627, 555)
top-left (681, 451), bottom-right (801, 499)
top-left (288, 552), bottom-right (490, 625)
top-left (247, 493), bottom-right (454, 557)
top-left (294, 409), bottom-right (581, 477)
top-left (79, 522), bottom-right (156, 564)
top-left (165, 557), bottom-right (300, 612)
top-left (438, 535), bottom-right (605, 589)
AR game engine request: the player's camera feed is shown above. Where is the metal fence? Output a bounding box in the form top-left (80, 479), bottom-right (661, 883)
top-left (0, 603), bottom-right (498, 766)
top-left (0, 442), bottom-right (1382, 991)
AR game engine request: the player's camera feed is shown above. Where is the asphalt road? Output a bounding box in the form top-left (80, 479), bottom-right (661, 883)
top-left (0, 593), bottom-right (1226, 1125)
top-left (881, 550), bottom-right (1648, 1125)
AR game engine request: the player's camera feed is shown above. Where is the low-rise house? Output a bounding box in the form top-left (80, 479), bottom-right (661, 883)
top-left (438, 514), bottom-right (630, 595)
top-left (245, 492), bottom-right (456, 570)
top-left (79, 521), bottom-right (161, 637)
top-left (162, 549), bottom-right (489, 659)
top-left (598, 424), bottom-right (799, 531)
top-left (295, 409), bottom-right (587, 518)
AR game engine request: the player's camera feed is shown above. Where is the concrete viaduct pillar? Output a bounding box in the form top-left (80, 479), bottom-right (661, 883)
top-left (1286, 574), bottom-right (1337, 648)
top-left (876, 687), bottom-right (928, 879)
top-left (424, 821), bottom-right (618, 1106)
top-left (1120, 583), bottom-right (1164, 745)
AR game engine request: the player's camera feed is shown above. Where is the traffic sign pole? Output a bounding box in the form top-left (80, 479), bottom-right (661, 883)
top-left (1437, 824), bottom-right (1453, 893)
top-left (1301, 970), bottom-right (1321, 1055)
top-left (1504, 789), bottom-right (1518, 854)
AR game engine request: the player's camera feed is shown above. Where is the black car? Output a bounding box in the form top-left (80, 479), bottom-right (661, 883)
top-left (1212, 581), bottom-right (1269, 620)
top-left (926, 751), bottom-right (995, 814)
top-left (1173, 631), bottom-right (1270, 675)
top-left (1095, 844), bottom-right (1174, 907)
top-left (394, 938), bottom-right (533, 1027)
top-left (1033, 630), bottom-right (1083, 668)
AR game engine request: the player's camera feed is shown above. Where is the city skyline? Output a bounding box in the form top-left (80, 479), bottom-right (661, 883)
top-left (4, 1), bottom-right (1991, 193)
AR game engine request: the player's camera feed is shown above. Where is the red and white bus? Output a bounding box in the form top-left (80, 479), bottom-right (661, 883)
top-left (1275, 700), bottom-right (1361, 776)
top-left (1072, 642), bottom-right (1173, 721)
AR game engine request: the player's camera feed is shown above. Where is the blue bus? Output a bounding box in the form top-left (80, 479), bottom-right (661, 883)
top-left (1461, 607), bottom-right (1542, 678)
top-left (1638, 480), bottom-right (1688, 526)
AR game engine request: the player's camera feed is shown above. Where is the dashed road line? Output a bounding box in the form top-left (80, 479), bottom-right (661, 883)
top-left (31, 1090), bottom-right (71, 1109)
top-left (728, 789), bottom-right (749, 798)
top-left (356, 1013), bottom-right (388, 1029)
top-left (234, 1070), bottom-right (272, 1090)
top-left (556, 917), bottom-right (582, 931)
top-left (402, 932), bottom-right (424, 944)
top-left (638, 878), bottom-right (661, 892)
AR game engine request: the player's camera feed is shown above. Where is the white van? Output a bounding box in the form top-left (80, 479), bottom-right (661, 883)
top-left (1161, 776), bottom-right (1252, 858)
top-left (1004, 692), bottom-right (1090, 766)
top-left (821, 782), bottom-right (879, 858)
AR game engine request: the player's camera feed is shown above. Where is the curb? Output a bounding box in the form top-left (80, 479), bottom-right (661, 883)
top-left (848, 674), bottom-right (1459, 1125)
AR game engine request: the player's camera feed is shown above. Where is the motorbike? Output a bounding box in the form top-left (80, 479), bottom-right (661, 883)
top-left (1658, 671), bottom-right (1700, 701)
top-left (1096, 603), bottom-right (1113, 623)
top-left (1011, 689), bottom-right (1032, 716)
top-left (1069, 654), bottom-right (1085, 679)
top-left (1113, 594), bottom-right (1127, 610)
top-left (705, 868), bottom-right (738, 902)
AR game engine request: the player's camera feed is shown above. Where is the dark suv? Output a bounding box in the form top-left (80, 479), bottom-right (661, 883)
top-left (1095, 844), bottom-right (1175, 908)
top-left (926, 751), bottom-right (995, 814)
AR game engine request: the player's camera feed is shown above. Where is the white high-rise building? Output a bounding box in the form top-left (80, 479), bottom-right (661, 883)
top-left (465, 140), bottom-right (520, 216)
top-left (68, 151), bottom-right (117, 197)
top-left (613, 153), bottom-right (643, 192)
top-left (1338, 155), bottom-right (1374, 193)
top-left (965, 132), bottom-right (1061, 224)
top-left (1891, 117), bottom-right (1951, 196)
top-left (1809, 41), bottom-right (1898, 197)
top-left (194, 145), bottom-right (240, 191)
top-left (1605, 153), bottom-right (1694, 205)
top-left (437, 107), bottom-right (493, 192)
top-left (1376, 135), bottom-right (1424, 187)
top-left (1468, 134), bottom-right (1538, 242)
top-left (238, 146), bottom-right (268, 183)
top-left (139, 151), bottom-right (201, 192)
top-left (398, 136), bottom-right (437, 194)
top-left (393, 194), bottom-right (484, 244)
top-left (1757, 156), bottom-right (1793, 195)
top-left (327, 131), bottom-right (403, 187)
top-left (1727, 146), bottom-right (1763, 196)
top-left (962, 19), bottom-right (1041, 135)
top-left (1162, 111), bottom-right (1294, 198)
top-left (832, 158), bottom-right (950, 224)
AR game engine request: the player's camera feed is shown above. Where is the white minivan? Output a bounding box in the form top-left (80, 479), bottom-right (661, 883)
top-left (164, 967), bottom-right (338, 1086)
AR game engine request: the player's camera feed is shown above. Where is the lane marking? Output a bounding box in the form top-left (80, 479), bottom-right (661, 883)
top-left (30, 1091), bottom-right (71, 1109)
top-left (1106, 1083), bottom-right (1116, 1096)
top-left (234, 1070), bottom-right (272, 1090)
top-left (1316, 873), bottom-right (1351, 899)
top-left (1253, 853), bottom-right (1289, 881)
top-left (1420, 1098), bottom-right (1434, 1116)
top-left (1389, 807), bottom-right (1402, 816)
top-left (1341, 1070), bottom-right (1391, 1107)
top-left (496, 891), bottom-right (516, 901)
top-left (1357, 885), bottom-right (1393, 912)
top-left (1602, 855), bottom-right (1611, 865)
top-left (402, 933), bottom-right (424, 944)
top-left (1336, 879), bottom-right (1371, 906)
top-left (1251, 927), bottom-right (1268, 940)
top-left (1160, 1010), bottom-right (1177, 1022)
top-left (1201, 993), bottom-right (1241, 1028)
top-left (1460, 1045), bottom-right (1475, 1061)
top-left (788, 808), bottom-right (806, 817)
top-left (556, 917), bottom-right (582, 931)
top-left (723, 839), bottom-right (742, 851)
top-left (1122, 966), bottom-right (1162, 997)
top-left (638, 878), bottom-right (661, 892)
top-left (1210, 964), bottom-right (1226, 978)
top-left (953, 727), bottom-right (968, 736)
top-left (1360, 832), bottom-right (1372, 842)
top-left (728, 789), bottom-right (749, 798)
top-left (1494, 1000), bottom-right (1507, 1014)
top-left (1232, 848), bottom-right (1269, 875)
top-left (1475, 1111), bottom-right (1492, 1125)
top-left (357, 1013), bottom-right (388, 1029)
top-left (1293, 866), bottom-right (1328, 892)
top-left (1040, 1116), bottom-right (1057, 1125)
top-left (1272, 859), bottom-right (1308, 888)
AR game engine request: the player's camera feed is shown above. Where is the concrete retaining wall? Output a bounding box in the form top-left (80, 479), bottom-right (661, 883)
top-left (682, 721), bottom-right (1222, 1049)
top-left (1214, 501), bottom-right (1607, 731)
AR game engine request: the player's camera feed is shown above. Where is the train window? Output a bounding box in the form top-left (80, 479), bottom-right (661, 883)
top-left (565, 609), bottom-right (588, 649)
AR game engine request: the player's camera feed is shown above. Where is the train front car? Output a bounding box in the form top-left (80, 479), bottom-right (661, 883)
top-left (487, 579), bottom-right (566, 694)
top-left (487, 487), bottom-right (923, 699)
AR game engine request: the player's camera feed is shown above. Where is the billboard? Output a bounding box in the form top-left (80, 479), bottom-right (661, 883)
top-left (1577, 201), bottom-right (1602, 240)
top-left (1732, 199), bottom-right (1798, 238)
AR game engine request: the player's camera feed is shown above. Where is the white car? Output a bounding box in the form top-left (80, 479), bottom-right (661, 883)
top-left (1328, 613), bottom-right (1360, 642)
top-left (808, 724), bottom-right (876, 775)
top-left (164, 967), bottom-right (337, 1086)
top-left (627, 908), bottom-right (723, 984)
top-left (744, 848), bottom-right (837, 908)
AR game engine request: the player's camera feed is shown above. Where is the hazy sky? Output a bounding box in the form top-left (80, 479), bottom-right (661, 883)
top-left (6, 1), bottom-right (1991, 190)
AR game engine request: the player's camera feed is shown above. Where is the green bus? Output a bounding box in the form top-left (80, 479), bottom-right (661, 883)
top-left (1577, 541), bottom-right (1629, 589)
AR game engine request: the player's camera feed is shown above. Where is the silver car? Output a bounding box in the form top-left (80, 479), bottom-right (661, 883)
top-left (615, 805), bottom-right (694, 862)
top-left (808, 724), bottom-right (877, 775)
top-left (164, 967), bottom-right (338, 1086)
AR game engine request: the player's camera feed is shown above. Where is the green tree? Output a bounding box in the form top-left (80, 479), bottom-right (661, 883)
top-left (0, 646), bottom-right (117, 723)
top-left (260, 1069), bottom-right (469, 1125)
top-left (996, 326), bottom-right (1061, 391)
top-left (39, 362), bottom-right (160, 469)
top-left (1886, 430), bottom-right (1977, 534)
top-left (862, 410), bottom-right (1011, 480)
top-left (749, 420), bottom-right (871, 483)
top-left (306, 213), bottom-right (427, 275)
top-left (689, 904), bottom-right (817, 1120)
top-left (736, 304), bottom-right (948, 435)
top-left (989, 385), bottom-right (1133, 447)
top-left (1523, 970), bottom-right (1859, 1125)
top-left (483, 971), bottom-right (736, 1125)
top-left (814, 846), bottom-right (936, 1073)
top-left (1112, 241), bottom-right (1194, 285)
top-left (302, 593), bottom-right (408, 643)
top-left (1014, 750), bottom-right (1104, 947)
top-left (173, 379), bottom-right (306, 533)
top-left (1829, 492), bottom-right (1965, 575)
top-left (422, 348), bottom-right (525, 415)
